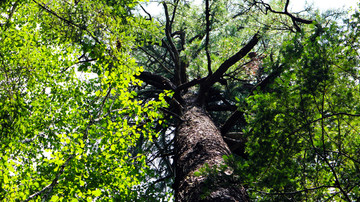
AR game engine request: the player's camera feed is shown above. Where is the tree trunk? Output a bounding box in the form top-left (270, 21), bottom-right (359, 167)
top-left (174, 104), bottom-right (249, 202)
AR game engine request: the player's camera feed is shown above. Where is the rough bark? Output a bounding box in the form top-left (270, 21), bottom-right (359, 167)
top-left (174, 104), bottom-right (249, 202)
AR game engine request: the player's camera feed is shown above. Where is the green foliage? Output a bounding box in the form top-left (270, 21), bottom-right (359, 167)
top-left (0, 0), bottom-right (169, 201)
top-left (240, 12), bottom-right (360, 201)
top-left (1, 0), bottom-right (360, 201)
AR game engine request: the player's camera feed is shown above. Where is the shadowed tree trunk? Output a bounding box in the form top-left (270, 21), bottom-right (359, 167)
top-left (174, 98), bottom-right (249, 202)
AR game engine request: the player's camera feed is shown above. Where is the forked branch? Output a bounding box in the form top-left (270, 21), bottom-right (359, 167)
top-left (255, 0), bottom-right (313, 32)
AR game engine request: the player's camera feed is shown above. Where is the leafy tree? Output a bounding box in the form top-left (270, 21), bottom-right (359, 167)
top-left (135, 0), bottom-right (360, 201)
top-left (1, 0), bottom-right (360, 201)
top-left (0, 0), bottom-right (168, 201)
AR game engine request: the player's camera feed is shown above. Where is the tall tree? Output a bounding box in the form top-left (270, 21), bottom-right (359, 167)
top-left (1, 0), bottom-right (360, 201)
top-left (135, 0), bottom-right (360, 201)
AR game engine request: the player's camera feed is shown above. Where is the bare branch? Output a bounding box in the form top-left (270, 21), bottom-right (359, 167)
top-left (255, 0), bottom-right (314, 32)
top-left (221, 110), bottom-right (246, 135)
top-left (163, 2), bottom-right (181, 85)
top-left (139, 4), bottom-right (152, 20)
top-left (139, 46), bottom-right (173, 74)
top-left (136, 71), bottom-right (176, 90)
top-left (205, 0), bottom-right (212, 75)
top-left (197, 33), bottom-right (260, 104)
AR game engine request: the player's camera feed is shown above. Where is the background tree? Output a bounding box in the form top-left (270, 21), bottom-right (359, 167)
top-left (0, 0), bottom-right (169, 201)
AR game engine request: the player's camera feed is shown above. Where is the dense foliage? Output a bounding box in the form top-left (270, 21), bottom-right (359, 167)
top-left (1, 0), bottom-right (359, 201)
top-left (242, 18), bottom-right (360, 201)
top-left (0, 0), bottom-right (168, 201)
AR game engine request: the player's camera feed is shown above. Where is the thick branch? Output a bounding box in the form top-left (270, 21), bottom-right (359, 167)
top-left (170, 0), bottom-right (180, 29)
top-left (221, 110), bottom-right (246, 135)
top-left (136, 71), bottom-right (176, 90)
top-left (176, 77), bottom-right (206, 92)
top-left (197, 33), bottom-right (260, 103)
top-left (204, 33), bottom-right (259, 88)
top-left (206, 104), bottom-right (237, 111)
top-left (253, 64), bottom-right (284, 92)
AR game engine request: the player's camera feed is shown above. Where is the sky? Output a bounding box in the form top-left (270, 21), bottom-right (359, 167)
top-left (144, 0), bottom-right (359, 16)
top-left (288, 0), bottom-right (359, 12)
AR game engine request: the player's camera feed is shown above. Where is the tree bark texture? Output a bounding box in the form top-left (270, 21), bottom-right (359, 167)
top-left (174, 105), bottom-right (249, 202)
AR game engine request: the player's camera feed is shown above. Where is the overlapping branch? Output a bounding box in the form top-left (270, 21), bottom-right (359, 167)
top-left (197, 33), bottom-right (260, 103)
top-left (163, 2), bottom-right (181, 85)
top-left (254, 0), bottom-right (314, 32)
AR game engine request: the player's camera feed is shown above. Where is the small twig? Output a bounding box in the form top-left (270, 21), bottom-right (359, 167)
top-left (3, 0), bottom-right (19, 32)
top-left (24, 155), bottom-right (74, 202)
top-left (257, 185), bottom-right (336, 195)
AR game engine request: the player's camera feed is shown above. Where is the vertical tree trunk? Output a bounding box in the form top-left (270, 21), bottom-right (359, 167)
top-left (174, 105), bottom-right (249, 202)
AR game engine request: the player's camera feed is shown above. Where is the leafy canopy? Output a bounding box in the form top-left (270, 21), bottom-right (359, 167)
top-left (0, 0), bottom-right (170, 201)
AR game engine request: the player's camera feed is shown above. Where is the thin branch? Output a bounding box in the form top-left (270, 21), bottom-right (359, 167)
top-left (3, 0), bottom-right (19, 32)
top-left (139, 4), bottom-right (152, 20)
top-left (24, 155), bottom-right (74, 202)
top-left (257, 185), bottom-right (336, 196)
top-left (163, 2), bottom-right (181, 85)
top-left (318, 152), bottom-right (352, 201)
top-left (205, 0), bottom-right (212, 75)
top-left (24, 183), bottom-right (53, 202)
top-left (255, 0), bottom-right (313, 32)
top-left (33, 0), bottom-right (101, 44)
top-left (289, 112), bottom-right (360, 137)
top-left (139, 46), bottom-right (173, 74)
